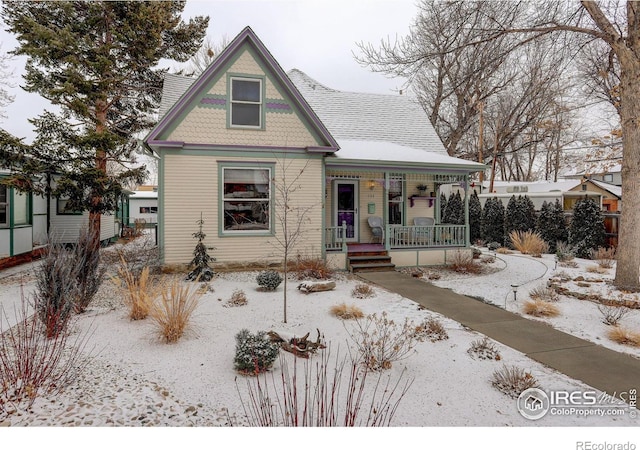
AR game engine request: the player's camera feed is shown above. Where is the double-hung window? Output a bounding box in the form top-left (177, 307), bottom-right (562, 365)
top-left (222, 167), bottom-right (270, 233)
top-left (0, 185), bottom-right (7, 227)
top-left (230, 77), bottom-right (262, 128)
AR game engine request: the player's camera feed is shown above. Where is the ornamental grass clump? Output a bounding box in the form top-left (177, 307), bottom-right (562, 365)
top-left (233, 329), bottom-right (280, 375)
top-left (467, 337), bottom-right (501, 361)
top-left (149, 278), bottom-right (200, 343)
top-left (523, 299), bottom-right (560, 318)
top-left (607, 326), bottom-right (640, 347)
top-left (329, 303), bottom-right (364, 320)
top-left (114, 257), bottom-right (161, 320)
top-left (491, 365), bottom-right (539, 398)
top-left (508, 230), bottom-right (549, 257)
top-left (256, 270), bottom-right (283, 291)
top-left (351, 283), bottom-right (375, 299)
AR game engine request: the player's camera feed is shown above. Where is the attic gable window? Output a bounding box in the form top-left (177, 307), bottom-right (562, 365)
top-left (230, 77), bottom-right (262, 128)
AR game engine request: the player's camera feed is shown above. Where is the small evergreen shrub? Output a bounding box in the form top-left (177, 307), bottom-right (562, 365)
top-left (536, 200), bottom-right (568, 252)
top-left (256, 270), bottom-right (283, 291)
top-left (186, 215), bottom-right (215, 282)
top-left (487, 241), bottom-right (501, 251)
top-left (233, 329), bottom-right (280, 375)
top-left (491, 365), bottom-right (539, 398)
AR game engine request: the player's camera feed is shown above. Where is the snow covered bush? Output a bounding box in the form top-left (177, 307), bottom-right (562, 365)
top-left (568, 198), bottom-right (606, 259)
top-left (256, 270), bottom-right (283, 291)
top-left (491, 365), bottom-right (539, 398)
top-left (233, 329), bottom-right (280, 375)
top-left (186, 215), bottom-right (215, 282)
top-left (413, 317), bottom-right (449, 342)
top-left (481, 197), bottom-right (505, 245)
top-left (467, 337), bottom-right (501, 361)
top-left (536, 200), bottom-right (568, 253)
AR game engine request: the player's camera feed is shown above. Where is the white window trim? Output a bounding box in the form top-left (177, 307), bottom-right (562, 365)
top-left (229, 77), bottom-right (263, 129)
top-left (222, 166), bottom-right (271, 234)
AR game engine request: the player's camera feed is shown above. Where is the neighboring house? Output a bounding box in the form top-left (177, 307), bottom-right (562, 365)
top-left (564, 162), bottom-right (622, 186)
top-left (477, 180), bottom-right (604, 211)
top-left (0, 169), bottom-right (120, 269)
top-left (128, 190), bottom-right (158, 226)
top-left (0, 169), bottom-right (47, 268)
top-left (144, 26), bottom-right (485, 270)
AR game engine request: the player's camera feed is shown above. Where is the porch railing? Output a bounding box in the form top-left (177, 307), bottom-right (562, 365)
top-left (387, 224), bottom-right (467, 249)
top-left (325, 223), bottom-right (347, 252)
top-left (323, 223), bottom-right (467, 251)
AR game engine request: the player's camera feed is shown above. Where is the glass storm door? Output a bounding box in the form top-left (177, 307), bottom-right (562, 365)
top-left (334, 180), bottom-right (359, 243)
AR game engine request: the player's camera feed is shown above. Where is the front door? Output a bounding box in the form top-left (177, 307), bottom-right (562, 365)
top-left (334, 180), bottom-right (359, 243)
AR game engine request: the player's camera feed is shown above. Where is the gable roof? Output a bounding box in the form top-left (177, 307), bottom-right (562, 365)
top-left (588, 179), bottom-right (622, 198)
top-left (146, 26), bottom-right (338, 152)
top-left (286, 69), bottom-right (449, 155)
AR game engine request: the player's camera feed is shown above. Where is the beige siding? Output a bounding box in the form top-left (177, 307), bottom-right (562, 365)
top-left (166, 51), bottom-right (321, 148)
top-left (163, 154), bottom-right (323, 265)
top-left (406, 181), bottom-right (436, 225)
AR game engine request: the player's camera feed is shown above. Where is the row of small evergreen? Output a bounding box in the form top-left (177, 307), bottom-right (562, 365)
top-left (440, 191), bottom-right (607, 258)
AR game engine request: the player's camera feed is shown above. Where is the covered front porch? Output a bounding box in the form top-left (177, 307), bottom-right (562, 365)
top-left (322, 168), bottom-right (474, 270)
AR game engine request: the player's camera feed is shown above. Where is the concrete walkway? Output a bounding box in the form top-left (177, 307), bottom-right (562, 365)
top-left (358, 270), bottom-right (640, 400)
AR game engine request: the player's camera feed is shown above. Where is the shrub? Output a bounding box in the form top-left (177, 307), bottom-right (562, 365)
top-left (555, 241), bottom-right (575, 262)
top-left (149, 279), bottom-right (200, 343)
top-left (591, 246), bottom-right (616, 269)
top-left (568, 197), bottom-right (606, 259)
top-left (347, 312), bottom-right (418, 371)
top-left (508, 230), bottom-right (549, 257)
top-left (0, 293), bottom-right (91, 413)
top-left (467, 337), bottom-right (501, 361)
top-left (293, 256), bottom-right (333, 280)
top-left (330, 303), bottom-right (364, 320)
top-left (186, 215), bottom-right (215, 282)
top-left (496, 247), bottom-right (512, 254)
top-left (607, 326), bottom-right (640, 347)
top-left (256, 270), bottom-right (283, 291)
top-left (233, 329), bottom-right (280, 375)
top-left (469, 191), bottom-right (482, 244)
top-left (448, 250), bottom-right (482, 274)
top-left (235, 349), bottom-right (412, 426)
top-left (536, 200), bottom-right (568, 253)
top-left (225, 289), bottom-right (248, 307)
top-left (481, 197), bottom-right (505, 245)
top-left (105, 235), bottom-right (161, 280)
top-left (487, 241), bottom-right (501, 251)
top-left (115, 260), bottom-right (161, 320)
top-left (443, 191), bottom-right (464, 225)
top-left (491, 365), bottom-right (539, 398)
top-left (504, 195), bottom-right (536, 247)
top-left (33, 244), bottom-right (78, 338)
top-left (413, 317), bottom-right (449, 342)
top-left (598, 304), bottom-right (630, 326)
top-left (351, 283), bottom-right (375, 299)
top-left (523, 299), bottom-right (560, 317)
top-left (528, 285), bottom-right (559, 303)
top-left (73, 227), bottom-right (106, 313)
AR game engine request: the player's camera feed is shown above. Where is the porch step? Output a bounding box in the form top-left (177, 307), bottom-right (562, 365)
top-left (347, 252), bottom-right (395, 273)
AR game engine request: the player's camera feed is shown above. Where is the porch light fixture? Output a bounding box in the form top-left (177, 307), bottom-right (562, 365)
top-left (368, 180), bottom-right (376, 190)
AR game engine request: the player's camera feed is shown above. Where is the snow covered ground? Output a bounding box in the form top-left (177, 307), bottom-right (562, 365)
top-left (1, 237), bottom-right (639, 448)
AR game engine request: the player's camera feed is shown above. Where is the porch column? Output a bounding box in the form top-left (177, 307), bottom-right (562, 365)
top-left (464, 173), bottom-right (470, 247)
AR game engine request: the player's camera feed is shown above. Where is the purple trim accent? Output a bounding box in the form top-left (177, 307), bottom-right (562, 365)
top-left (145, 26), bottom-right (338, 149)
top-left (325, 162), bottom-right (476, 174)
top-left (201, 97), bottom-right (226, 106)
top-left (148, 140), bottom-right (334, 153)
top-left (307, 146), bottom-right (338, 153)
top-left (265, 102), bottom-right (291, 110)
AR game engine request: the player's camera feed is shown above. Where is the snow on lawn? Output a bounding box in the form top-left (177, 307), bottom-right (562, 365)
top-left (427, 250), bottom-right (640, 360)
top-left (1, 238), bottom-right (639, 447)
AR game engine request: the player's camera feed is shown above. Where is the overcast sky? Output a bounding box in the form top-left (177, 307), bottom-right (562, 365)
top-left (0, 0), bottom-right (419, 143)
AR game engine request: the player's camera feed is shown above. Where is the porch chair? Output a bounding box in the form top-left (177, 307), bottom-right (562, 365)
top-left (412, 217), bottom-right (435, 244)
top-left (367, 216), bottom-right (384, 243)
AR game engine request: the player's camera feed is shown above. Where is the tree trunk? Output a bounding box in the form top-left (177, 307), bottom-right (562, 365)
top-left (613, 56), bottom-right (640, 290)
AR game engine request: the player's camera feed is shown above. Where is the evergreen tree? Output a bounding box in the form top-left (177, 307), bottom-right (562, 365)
top-left (0, 1), bottom-right (208, 244)
top-left (443, 191), bottom-right (464, 224)
top-left (439, 192), bottom-right (447, 222)
top-left (504, 195), bottom-right (537, 247)
top-left (569, 197), bottom-right (606, 259)
top-left (521, 195), bottom-right (537, 231)
top-left (536, 199), bottom-right (568, 252)
top-left (469, 190), bottom-right (482, 243)
top-left (481, 197), bottom-right (505, 245)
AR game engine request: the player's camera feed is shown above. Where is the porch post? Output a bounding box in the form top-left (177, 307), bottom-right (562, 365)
top-left (464, 173), bottom-right (470, 247)
top-left (385, 224), bottom-right (390, 251)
